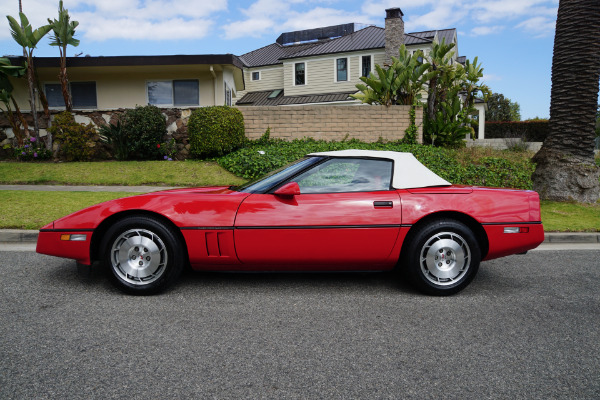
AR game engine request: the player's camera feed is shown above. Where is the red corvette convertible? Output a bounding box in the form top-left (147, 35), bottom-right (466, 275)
top-left (37, 149), bottom-right (544, 295)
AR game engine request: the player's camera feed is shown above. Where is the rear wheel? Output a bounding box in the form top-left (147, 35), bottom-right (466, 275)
top-left (402, 219), bottom-right (481, 295)
top-left (101, 216), bottom-right (184, 295)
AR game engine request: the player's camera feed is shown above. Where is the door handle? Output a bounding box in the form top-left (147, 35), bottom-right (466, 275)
top-left (373, 201), bottom-right (393, 208)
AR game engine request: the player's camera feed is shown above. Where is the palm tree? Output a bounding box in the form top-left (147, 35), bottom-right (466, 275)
top-left (532, 0), bottom-right (600, 203)
top-left (6, 13), bottom-right (51, 139)
top-left (48, 0), bottom-right (79, 112)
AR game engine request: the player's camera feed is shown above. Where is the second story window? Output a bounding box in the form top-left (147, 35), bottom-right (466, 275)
top-left (336, 58), bottom-right (348, 81)
top-left (361, 55), bottom-right (372, 78)
top-left (251, 71), bottom-right (260, 81)
top-left (295, 62), bottom-right (305, 85)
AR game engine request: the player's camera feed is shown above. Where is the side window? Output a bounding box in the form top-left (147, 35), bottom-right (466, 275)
top-left (295, 62), bottom-right (305, 85)
top-left (294, 158), bottom-right (392, 194)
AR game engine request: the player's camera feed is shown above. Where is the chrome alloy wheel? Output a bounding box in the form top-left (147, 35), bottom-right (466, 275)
top-left (419, 231), bottom-right (471, 286)
top-left (110, 228), bottom-right (168, 285)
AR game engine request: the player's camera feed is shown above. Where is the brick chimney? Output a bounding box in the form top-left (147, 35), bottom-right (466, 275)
top-left (384, 8), bottom-right (404, 66)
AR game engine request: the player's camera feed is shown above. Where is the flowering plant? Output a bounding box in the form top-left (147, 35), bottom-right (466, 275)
top-left (158, 138), bottom-right (177, 161)
top-left (13, 136), bottom-right (52, 161)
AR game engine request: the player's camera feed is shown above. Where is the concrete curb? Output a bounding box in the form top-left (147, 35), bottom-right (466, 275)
top-left (1, 229), bottom-right (599, 244)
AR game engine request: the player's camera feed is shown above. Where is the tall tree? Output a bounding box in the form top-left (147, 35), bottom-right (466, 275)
top-left (532, 0), bottom-right (600, 203)
top-left (6, 13), bottom-right (51, 139)
top-left (48, 0), bottom-right (79, 112)
top-left (486, 92), bottom-right (521, 121)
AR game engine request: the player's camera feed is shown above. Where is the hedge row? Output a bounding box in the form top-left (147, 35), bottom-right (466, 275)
top-left (218, 138), bottom-right (534, 189)
top-left (485, 121), bottom-right (549, 142)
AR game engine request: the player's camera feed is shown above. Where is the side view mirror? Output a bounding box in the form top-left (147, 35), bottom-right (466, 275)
top-left (274, 182), bottom-right (301, 197)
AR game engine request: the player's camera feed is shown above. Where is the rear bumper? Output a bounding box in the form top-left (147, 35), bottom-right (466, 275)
top-left (483, 223), bottom-right (544, 261)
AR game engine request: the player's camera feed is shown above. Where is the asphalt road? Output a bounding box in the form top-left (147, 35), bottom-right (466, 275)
top-left (1, 250), bottom-right (598, 399)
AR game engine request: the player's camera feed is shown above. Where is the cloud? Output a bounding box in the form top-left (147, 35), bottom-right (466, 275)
top-left (470, 25), bottom-right (504, 36)
top-left (406, 1), bottom-right (467, 31)
top-left (469, 0), bottom-right (556, 23)
top-left (0, 0), bottom-right (227, 41)
top-left (223, 1), bottom-right (374, 40)
top-left (516, 16), bottom-right (556, 38)
top-left (80, 16), bottom-right (214, 41)
top-left (481, 73), bottom-right (502, 82)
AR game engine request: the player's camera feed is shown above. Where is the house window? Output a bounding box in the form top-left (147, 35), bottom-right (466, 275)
top-left (361, 55), bottom-right (372, 77)
top-left (336, 58), bottom-right (348, 81)
top-left (147, 80), bottom-right (199, 106)
top-left (224, 83), bottom-right (232, 106)
top-left (45, 84), bottom-right (63, 107)
top-left (45, 82), bottom-right (97, 109)
top-left (251, 71), bottom-right (260, 81)
top-left (295, 62), bottom-right (305, 85)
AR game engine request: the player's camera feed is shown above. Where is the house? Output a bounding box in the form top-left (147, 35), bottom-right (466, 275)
top-left (235, 8), bottom-right (487, 138)
top-left (6, 54), bottom-right (245, 111)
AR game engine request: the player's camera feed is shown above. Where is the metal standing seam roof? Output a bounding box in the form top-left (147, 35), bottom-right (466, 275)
top-left (240, 26), bottom-right (458, 67)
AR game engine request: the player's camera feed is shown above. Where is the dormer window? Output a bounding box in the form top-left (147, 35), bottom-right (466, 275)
top-left (336, 58), bottom-right (348, 82)
top-left (295, 62), bottom-right (306, 85)
top-left (361, 55), bottom-right (372, 78)
top-left (252, 71), bottom-right (260, 81)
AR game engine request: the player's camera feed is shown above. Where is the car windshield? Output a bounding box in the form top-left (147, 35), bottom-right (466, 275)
top-left (232, 157), bottom-right (323, 194)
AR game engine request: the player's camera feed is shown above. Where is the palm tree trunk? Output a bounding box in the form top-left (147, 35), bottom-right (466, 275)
top-left (59, 45), bottom-right (72, 112)
top-left (26, 58), bottom-right (39, 140)
top-left (11, 96), bottom-right (28, 145)
top-left (532, 0), bottom-right (600, 203)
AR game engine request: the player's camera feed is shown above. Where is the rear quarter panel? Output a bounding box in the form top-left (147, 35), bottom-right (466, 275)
top-left (400, 187), bottom-right (544, 260)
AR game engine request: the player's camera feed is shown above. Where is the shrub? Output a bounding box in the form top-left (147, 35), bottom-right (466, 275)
top-left (50, 111), bottom-right (96, 161)
top-left (99, 119), bottom-right (129, 161)
top-left (218, 138), bottom-right (534, 189)
top-left (188, 106), bottom-right (245, 158)
top-left (121, 105), bottom-right (166, 160)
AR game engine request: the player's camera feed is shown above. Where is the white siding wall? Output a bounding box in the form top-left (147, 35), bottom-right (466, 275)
top-left (234, 66), bottom-right (284, 104)
top-left (283, 52), bottom-right (370, 96)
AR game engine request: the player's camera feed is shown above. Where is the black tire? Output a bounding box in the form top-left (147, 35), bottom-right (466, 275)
top-left (402, 219), bottom-right (481, 296)
top-left (100, 216), bottom-right (184, 295)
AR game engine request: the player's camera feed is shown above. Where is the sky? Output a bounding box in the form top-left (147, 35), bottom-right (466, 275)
top-left (0, 0), bottom-right (563, 119)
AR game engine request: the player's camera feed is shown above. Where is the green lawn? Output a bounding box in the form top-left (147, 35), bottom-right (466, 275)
top-left (540, 201), bottom-right (600, 232)
top-left (0, 160), bottom-right (245, 187)
top-left (1, 191), bottom-right (138, 229)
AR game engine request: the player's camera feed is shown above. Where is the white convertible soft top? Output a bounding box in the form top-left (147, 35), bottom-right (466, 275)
top-left (308, 149), bottom-right (451, 189)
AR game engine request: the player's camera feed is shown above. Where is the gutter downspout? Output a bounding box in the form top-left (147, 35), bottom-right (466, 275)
top-left (210, 65), bottom-right (217, 105)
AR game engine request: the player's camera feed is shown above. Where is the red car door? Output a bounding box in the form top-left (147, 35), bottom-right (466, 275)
top-left (233, 158), bottom-right (402, 270)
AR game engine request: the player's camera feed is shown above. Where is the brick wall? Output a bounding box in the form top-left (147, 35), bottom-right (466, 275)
top-left (237, 105), bottom-right (422, 143)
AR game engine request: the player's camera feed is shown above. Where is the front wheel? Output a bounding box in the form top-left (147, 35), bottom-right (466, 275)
top-left (100, 216), bottom-right (184, 295)
top-left (402, 219), bottom-right (481, 296)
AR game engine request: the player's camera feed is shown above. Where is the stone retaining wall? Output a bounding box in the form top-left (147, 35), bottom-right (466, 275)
top-left (237, 105), bottom-right (422, 143)
top-left (0, 108), bottom-right (192, 159)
